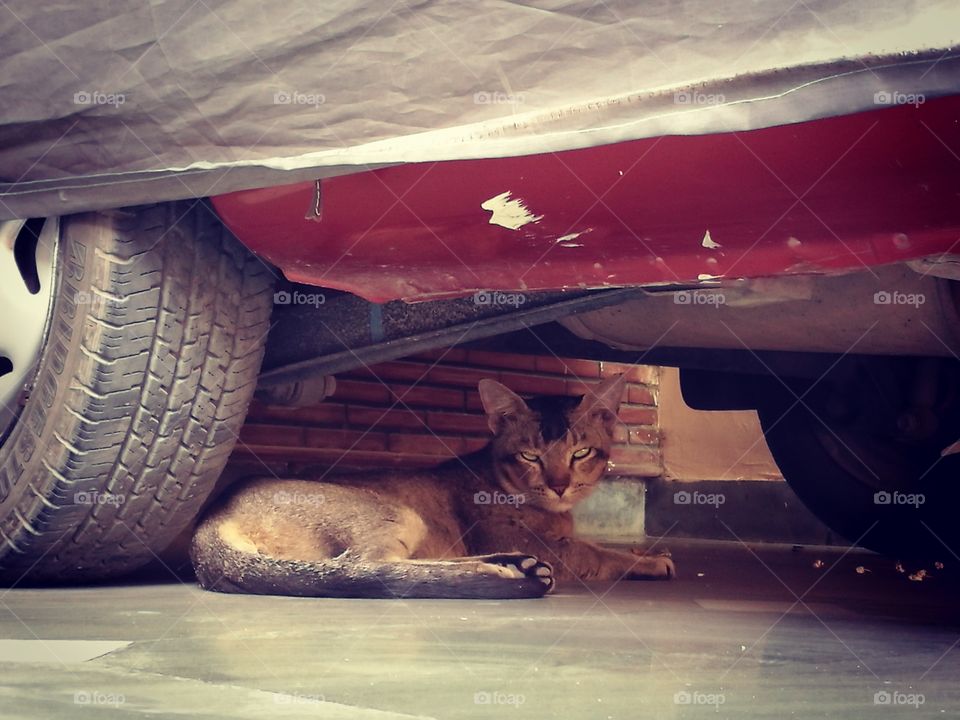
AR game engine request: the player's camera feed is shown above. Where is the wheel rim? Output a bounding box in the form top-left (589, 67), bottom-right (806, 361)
top-left (0, 217), bottom-right (58, 442)
top-left (757, 357), bottom-right (960, 556)
top-left (812, 358), bottom-right (960, 493)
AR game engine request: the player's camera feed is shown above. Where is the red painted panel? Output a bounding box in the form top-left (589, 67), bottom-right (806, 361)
top-left (212, 97), bottom-right (960, 303)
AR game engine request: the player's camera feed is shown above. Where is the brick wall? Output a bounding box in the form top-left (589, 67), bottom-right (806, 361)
top-left (234, 349), bottom-right (662, 477)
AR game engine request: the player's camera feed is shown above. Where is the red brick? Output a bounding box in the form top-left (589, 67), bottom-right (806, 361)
top-left (391, 384), bottom-right (465, 409)
top-left (464, 350), bottom-right (538, 371)
top-left (609, 446), bottom-right (662, 476)
top-left (533, 356), bottom-right (601, 378)
top-left (599, 362), bottom-right (657, 383)
top-left (425, 411), bottom-right (490, 435)
top-left (565, 380), bottom-right (596, 397)
top-left (347, 407), bottom-right (426, 432)
top-left (239, 424), bottom-right (306, 447)
top-left (498, 372), bottom-right (569, 396)
top-left (342, 361), bottom-right (427, 384)
top-left (627, 385), bottom-right (656, 405)
top-left (411, 347), bottom-right (470, 363)
top-left (609, 462), bottom-right (662, 477)
top-left (387, 433), bottom-right (465, 456)
top-left (566, 379), bottom-right (629, 401)
top-left (611, 424), bottom-right (629, 443)
top-left (244, 399), bottom-right (271, 417)
top-left (598, 361), bottom-right (635, 378)
top-left (618, 406), bottom-right (658, 425)
top-left (426, 365), bottom-right (494, 389)
top-left (246, 402), bottom-right (347, 427)
top-left (331, 379), bottom-right (392, 405)
top-left (466, 392), bottom-right (485, 412)
top-left (462, 437), bottom-right (490, 454)
top-left (628, 426), bottom-right (661, 445)
top-left (303, 427), bottom-right (389, 452)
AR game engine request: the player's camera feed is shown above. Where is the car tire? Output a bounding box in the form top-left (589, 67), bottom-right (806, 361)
top-left (0, 202), bottom-right (273, 582)
top-left (753, 356), bottom-right (960, 558)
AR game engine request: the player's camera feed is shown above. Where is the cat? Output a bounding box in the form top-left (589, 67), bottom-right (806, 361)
top-left (190, 373), bottom-right (675, 599)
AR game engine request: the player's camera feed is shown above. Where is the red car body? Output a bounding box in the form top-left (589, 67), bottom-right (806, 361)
top-left (212, 96), bottom-right (960, 304)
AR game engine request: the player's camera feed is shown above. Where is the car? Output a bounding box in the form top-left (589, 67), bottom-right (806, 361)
top-left (211, 93), bottom-right (960, 561)
top-left (2, 4), bottom-right (958, 580)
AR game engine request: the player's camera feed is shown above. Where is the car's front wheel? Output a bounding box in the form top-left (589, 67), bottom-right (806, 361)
top-left (0, 202), bottom-right (273, 582)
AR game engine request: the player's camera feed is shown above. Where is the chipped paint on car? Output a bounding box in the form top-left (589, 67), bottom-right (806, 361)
top-left (480, 191), bottom-right (544, 230)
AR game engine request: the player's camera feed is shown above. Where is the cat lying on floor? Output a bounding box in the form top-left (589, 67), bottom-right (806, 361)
top-left (190, 373), bottom-right (675, 598)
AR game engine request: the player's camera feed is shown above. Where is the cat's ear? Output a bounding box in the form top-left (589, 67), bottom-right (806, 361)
top-left (478, 379), bottom-right (529, 434)
top-left (577, 373), bottom-right (627, 435)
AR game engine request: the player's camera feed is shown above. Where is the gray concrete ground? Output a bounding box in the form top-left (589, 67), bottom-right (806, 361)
top-left (1, 539), bottom-right (958, 719)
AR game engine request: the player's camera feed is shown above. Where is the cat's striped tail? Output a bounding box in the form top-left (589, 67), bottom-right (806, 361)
top-left (189, 520), bottom-right (553, 599)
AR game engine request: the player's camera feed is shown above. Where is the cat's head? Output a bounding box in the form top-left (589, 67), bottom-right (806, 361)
top-left (478, 374), bottom-right (626, 513)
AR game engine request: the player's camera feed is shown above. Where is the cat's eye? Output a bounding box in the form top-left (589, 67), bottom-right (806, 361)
top-left (518, 451), bottom-right (540, 463)
top-left (572, 447), bottom-right (593, 460)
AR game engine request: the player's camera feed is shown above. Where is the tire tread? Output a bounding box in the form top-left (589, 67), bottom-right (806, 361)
top-left (0, 202), bottom-right (273, 580)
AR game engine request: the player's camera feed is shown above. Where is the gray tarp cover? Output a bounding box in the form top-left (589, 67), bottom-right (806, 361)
top-left (1, 0), bottom-right (959, 220)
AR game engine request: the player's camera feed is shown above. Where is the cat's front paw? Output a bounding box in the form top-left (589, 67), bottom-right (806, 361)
top-left (627, 552), bottom-right (676, 580)
top-left (651, 555), bottom-right (676, 579)
top-left (479, 553), bottom-right (555, 592)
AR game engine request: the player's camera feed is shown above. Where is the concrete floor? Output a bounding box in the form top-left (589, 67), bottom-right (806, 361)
top-left (1, 540), bottom-right (958, 719)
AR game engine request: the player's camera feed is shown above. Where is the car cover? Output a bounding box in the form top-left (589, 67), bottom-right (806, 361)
top-left (1, 0), bottom-right (958, 220)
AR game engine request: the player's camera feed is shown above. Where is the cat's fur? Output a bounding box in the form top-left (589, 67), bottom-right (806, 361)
top-left (190, 374), bottom-right (675, 598)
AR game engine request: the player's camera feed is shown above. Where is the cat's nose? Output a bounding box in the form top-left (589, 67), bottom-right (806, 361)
top-left (548, 483), bottom-right (567, 496)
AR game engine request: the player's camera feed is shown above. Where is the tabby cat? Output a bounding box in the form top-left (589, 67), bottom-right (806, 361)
top-left (190, 373), bottom-right (675, 598)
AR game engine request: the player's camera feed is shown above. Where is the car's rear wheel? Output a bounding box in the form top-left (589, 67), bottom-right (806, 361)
top-left (753, 356), bottom-right (960, 558)
top-left (0, 202), bottom-right (273, 582)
